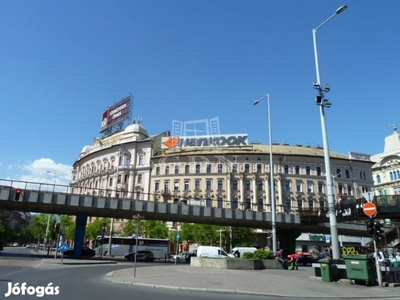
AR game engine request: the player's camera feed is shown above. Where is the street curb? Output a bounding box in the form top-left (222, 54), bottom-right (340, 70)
top-left (104, 271), bottom-right (400, 299)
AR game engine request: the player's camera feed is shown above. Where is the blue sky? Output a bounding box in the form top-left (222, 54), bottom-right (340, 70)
top-left (0, 1), bottom-right (399, 186)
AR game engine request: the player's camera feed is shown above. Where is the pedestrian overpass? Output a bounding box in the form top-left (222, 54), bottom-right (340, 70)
top-left (2, 179), bottom-right (394, 256)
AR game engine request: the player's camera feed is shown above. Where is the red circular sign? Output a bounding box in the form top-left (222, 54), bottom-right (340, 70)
top-left (363, 202), bottom-right (377, 217)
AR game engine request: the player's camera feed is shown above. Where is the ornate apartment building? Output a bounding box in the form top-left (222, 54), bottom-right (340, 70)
top-left (150, 143), bottom-right (375, 213)
top-left (371, 126), bottom-right (400, 197)
top-left (70, 122), bottom-right (167, 206)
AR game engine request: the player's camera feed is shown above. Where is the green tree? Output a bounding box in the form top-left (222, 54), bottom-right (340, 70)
top-left (60, 215), bottom-right (75, 241)
top-left (120, 218), bottom-right (145, 237)
top-left (143, 220), bottom-right (168, 238)
top-left (85, 218), bottom-right (110, 240)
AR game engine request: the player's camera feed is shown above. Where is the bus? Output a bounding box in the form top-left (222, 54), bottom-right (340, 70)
top-left (93, 236), bottom-right (170, 259)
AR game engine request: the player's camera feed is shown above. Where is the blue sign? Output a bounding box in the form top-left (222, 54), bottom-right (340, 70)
top-left (176, 233), bottom-right (180, 240)
top-left (59, 243), bottom-right (68, 252)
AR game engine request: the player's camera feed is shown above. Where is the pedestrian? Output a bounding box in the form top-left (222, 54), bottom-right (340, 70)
top-left (311, 245), bottom-right (321, 263)
top-left (275, 248), bottom-right (286, 269)
top-left (287, 253), bottom-right (299, 270)
top-left (321, 246), bottom-right (330, 259)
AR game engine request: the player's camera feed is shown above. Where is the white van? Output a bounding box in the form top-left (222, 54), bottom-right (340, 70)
top-left (228, 247), bottom-right (257, 258)
top-left (196, 246), bottom-right (229, 258)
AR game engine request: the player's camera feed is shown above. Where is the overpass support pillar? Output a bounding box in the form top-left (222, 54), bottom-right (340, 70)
top-left (276, 228), bottom-right (301, 255)
top-left (73, 213), bottom-right (88, 258)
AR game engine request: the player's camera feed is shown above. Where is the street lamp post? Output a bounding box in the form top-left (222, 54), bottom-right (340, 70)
top-left (312, 5), bottom-right (348, 260)
top-left (216, 228), bottom-right (226, 250)
top-left (45, 171), bottom-right (57, 245)
top-left (253, 94), bottom-right (276, 254)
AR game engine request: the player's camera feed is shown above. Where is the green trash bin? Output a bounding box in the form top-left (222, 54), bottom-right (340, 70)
top-left (319, 259), bottom-right (333, 282)
top-left (343, 254), bottom-right (376, 286)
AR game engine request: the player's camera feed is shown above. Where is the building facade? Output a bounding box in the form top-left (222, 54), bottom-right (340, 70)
top-left (150, 142), bottom-right (375, 213)
top-left (371, 126), bottom-right (400, 197)
top-left (70, 123), bottom-right (168, 225)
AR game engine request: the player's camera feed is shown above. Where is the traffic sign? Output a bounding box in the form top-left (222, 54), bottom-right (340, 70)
top-left (363, 202), bottom-right (377, 217)
top-left (176, 233), bottom-right (180, 241)
top-left (59, 243), bottom-right (68, 252)
top-left (363, 191), bottom-right (375, 202)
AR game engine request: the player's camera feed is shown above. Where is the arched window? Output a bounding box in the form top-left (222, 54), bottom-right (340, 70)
top-left (376, 175), bottom-right (381, 184)
top-left (206, 198), bottom-right (212, 207)
top-left (217, 197), bottom-right (223, 208)
top-left (232, 197), bottom-right (238, 209)
top-left (257, 198), bottom-right (263, 211)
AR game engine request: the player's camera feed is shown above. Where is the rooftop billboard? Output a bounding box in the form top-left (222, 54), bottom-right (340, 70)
top-left (100, 96), bottom-right (131, 133)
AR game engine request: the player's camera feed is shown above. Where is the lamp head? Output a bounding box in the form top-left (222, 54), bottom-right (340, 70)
top-left (253, 100), bottom-right (260, 105)
top-left (336, 5), bottom-right (348, 14)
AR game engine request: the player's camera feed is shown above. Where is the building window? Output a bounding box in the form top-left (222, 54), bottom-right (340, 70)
top-left (218, 164), bottom-right (223, 173)
top-left (136, 191), bottom-right (141, 200)
top-left (319, 200), bottom-right (325, 209)
top-left (257, 164), bottom-right (262, 174)
top-left (245, 180), bottom-right (250, 190)
top-left (297, 199), bottom-right (303, 211)
top-left (232, 197), bottom-right (238, 209)
top-left (306, 166), bottom-right (311, 176)
top-left (317, 166), bottom-right (321, 176)
top-left (218, 180), bottom-right (223, 191)
top-left (156, 167), bottom-right (160, 175)
top-left (338, 184), bottom-right (343, 195)
top-left (296, 181), bottom-right (302, 192)
top-left (138, 154), bottom-right (144, 165)
top-left (109, 178), bottom-right (113, 187)
top-left (284, 197), bottom-right (291, 213)
top-left (295, 165), bottom-right (300, 175)
top-left (307, 182), bottom-right (314, 193)
top-left (285, 181), bottom-right (291, 192)
top-left (318, 182), bottom-right (323, 193)
top-left (184, 180), bottom-right (189, 191)
top-left (206, 198), bottom-right (212, 207)
top-left (206, 164), bottom-right (211, 174)
top-left (137, 174), bottom-right (142, 184)
top-left (195, 179), bottom-right (201, 190)
top-left (175, 165), bottom-right (179, 175)
top-left (308, 199), bottom-right (314, 210)
top-left (125, 156), bottom-right (130, 166)
top-left (258, 198), bottom-right (263, 211)
top-left (376, 175), bottom-right (381, 184)
top-left (217, 197), bottom-right (223, 208)
top-left (174, 181), bottom-right (179, 192)
top-left (155, 182), bottom-right (160, 191)
top-left (164, 181), bottom-right (169, 191)
top-left (165, 166), bottom-right (169, 175)
top-left (345, 170), bottom-right (350, 178)
top-left (336, 169), bottom-right (341, 177)
top-left (284, 165), bottom-right (289, 174)
top-left (233, 180), bottom-right (238, 190)
top-left (257, 180), bottom-right (263, 191)
top-left (347, 185), bottom-right (352, 196)
top-left (232, 164), bottom-right (238, 173)
top-left (185, 165), bottom-right (189, 174)
top-left (195, 164), bottom-right (200, 174)
top-left (245, 198), bottom-right (251, 210)
top-left (206, 180), bottom-right (212, 190)
top-left (245, 164), bottom-right (250, 173)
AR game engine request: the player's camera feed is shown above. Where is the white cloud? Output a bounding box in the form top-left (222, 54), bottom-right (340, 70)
top-left (20, 158), bottom-right (73, 186)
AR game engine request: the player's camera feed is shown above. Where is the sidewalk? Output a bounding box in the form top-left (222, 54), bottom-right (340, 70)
top-left (104, 263), bottom-right (400, 298)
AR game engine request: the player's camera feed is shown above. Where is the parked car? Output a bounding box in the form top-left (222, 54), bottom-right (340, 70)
top-left (63, 246), bottom-right (95, 258)
top-left (185, 250), bottom-right (197, 262)
top-left (171, 251), bottom-right (189, 262)
top-left (124, 250), bottom-right (154, 262)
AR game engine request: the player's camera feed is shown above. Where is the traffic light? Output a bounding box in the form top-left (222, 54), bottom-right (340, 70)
top-left (54, 223), bottom-right (61, 234)
top-left (101, 223), bottom-right (107, 239)
top-left (366, 219), bottom-right (374, 235)
top-left (374, 221), bottom-right (384, 241)
top-left (14, 188), bottom-right (22, 201)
